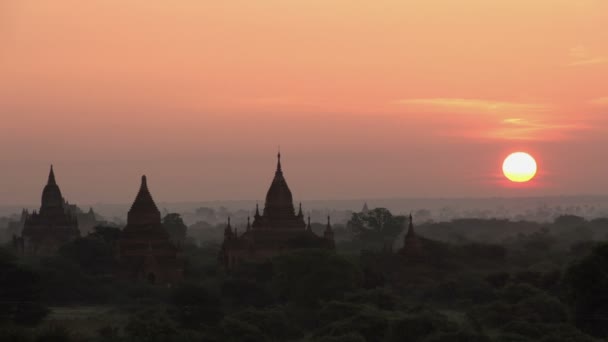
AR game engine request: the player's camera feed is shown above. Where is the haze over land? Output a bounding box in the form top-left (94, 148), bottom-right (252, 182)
top-left (2, 0), bottom-right (608, 205)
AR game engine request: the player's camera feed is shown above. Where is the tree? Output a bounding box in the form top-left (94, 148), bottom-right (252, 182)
top-left (564, 243), bottom-right (608, 337)
top-left (171, 282), bottom-right (223, 328)
top-left (163, 213), bottom-right (188, 244)
top-left (0, 254), bottom-right (49, 325)
top-left (272, 249), bottom-right (362, 306)
top-left (347, 208), bottom-right (406, 249)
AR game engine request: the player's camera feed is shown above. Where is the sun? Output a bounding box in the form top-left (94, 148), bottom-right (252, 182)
top-left (502, 152), bottom-right (537, 183)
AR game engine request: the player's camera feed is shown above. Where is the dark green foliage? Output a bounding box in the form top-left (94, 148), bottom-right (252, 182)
top-left (0, 260), bottom-right (49, 325)
top-left (471, 284), bottom-right (569, 329)
top-left (386, 311), bottom-right (453, 342)
top-left (343, 287), bottom-right (401, 310)
top-left (272, 249), bottom-right (362, 305)
top-left (225, 307), bottom-right (301, 341)
top-left (219, 317), bottom-right (268, 342)
top-left (171, 282), bottom-right (223, 328)
top-left (314, 308), bottom-right (391, 342)
top-left (564, 242), bottom-right (608, 337)
top-left (423, 330), bottom-right (491, 342)
top-left (315, 333), bottom-right (367, 342)
top-left (221, 277), bottom-right (274, 308)
top-left (35, 324), bottom-right (72, 342)
top-left (163, 213), bottom-right (188, 244)
top-left (485, 272), bottom-right (510, 288)
top-left (318, 301), bottom-right (378, 326)
top-left (0, 325), bottom-right (33, 342)
top-left (348, 208), bottom-right (406, 249)
top-left (58, 236), bottom-right (115, 274)
top-left (124, 309), bottom-right (178, 342)
top-left (89, 225), bottom-right (122, 244)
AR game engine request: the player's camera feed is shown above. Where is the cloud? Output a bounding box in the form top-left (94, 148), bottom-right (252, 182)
top-left (481, 117), bottom-right (589, 141)
top-left (393, 98), bottom-right (549, 115)
top-left (567, 46), bottom-right (607, 66)
top-left (590, 97), bottom-right (608, 106)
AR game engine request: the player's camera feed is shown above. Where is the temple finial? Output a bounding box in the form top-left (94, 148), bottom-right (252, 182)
top-left (48, 165), bottom-right (56, 185)
top-left (276, 149), bottom-right (282, 173)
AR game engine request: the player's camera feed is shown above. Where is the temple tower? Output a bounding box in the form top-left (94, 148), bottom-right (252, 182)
top-left (21, 166), bottom-right (80, 255)
top-left (117, 175), bottom-right (182, 285)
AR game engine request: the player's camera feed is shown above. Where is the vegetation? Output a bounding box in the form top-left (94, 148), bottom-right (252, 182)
top-left (1, 210), bottom-right (607, 341)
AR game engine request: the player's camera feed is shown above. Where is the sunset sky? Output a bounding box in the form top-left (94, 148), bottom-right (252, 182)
top-left (1, 0), bottom-right (607, 205)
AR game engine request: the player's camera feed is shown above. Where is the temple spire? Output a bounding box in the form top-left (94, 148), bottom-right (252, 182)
top-left (406, 213), bottom-right (415, 237)
top-left (48, 165), bottom-right (56, 185)
top-left (276, 150), bottom-right (282, 174)
top-left (255, 203), bottom-right (260, 217)
top-left (297, 203), bottom-right (303, 217)
top-left (306, 215), bottom-right (312, 232)
top-left (246, 216), bottom-right (251, 232)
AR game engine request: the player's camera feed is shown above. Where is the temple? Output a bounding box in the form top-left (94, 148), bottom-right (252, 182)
top-left (220, 153), bottom-right (335, 269)
top-left (20, 166), bottom-right (80, 255)
top-left (117, 175), bottom-right (183, 285)
top-left (399, 214), bottom-right (422, 257)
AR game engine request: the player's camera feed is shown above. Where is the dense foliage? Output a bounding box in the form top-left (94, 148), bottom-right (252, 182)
top-left (1, 211), bottom-right (607, 341)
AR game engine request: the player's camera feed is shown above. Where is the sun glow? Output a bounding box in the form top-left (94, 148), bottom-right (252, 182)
top-left (502, 152), bottom-right (537, 183)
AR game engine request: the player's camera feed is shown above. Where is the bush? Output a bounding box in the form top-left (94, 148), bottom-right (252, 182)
top-left (272, 249), bottom-right (362, 306)
top-left (171, 282), bottom-right (222, 328)
top-left (124, 309), bottom-right (178, 342)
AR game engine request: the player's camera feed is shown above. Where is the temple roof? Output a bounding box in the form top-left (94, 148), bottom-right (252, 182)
top-left (40, 165), bottom-right (64, 211)
top-left (263, 153), bottom-right (295, 218)
top-left (127, 175), bottom-right (161, 226)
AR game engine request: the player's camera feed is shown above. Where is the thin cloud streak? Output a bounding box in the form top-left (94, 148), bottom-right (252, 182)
top-left (393, 98), bottom-right (550, 115)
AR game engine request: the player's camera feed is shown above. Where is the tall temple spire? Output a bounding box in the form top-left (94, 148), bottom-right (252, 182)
top-left (255, 203), bottom-right (260, 218)
top-left (324, 215), bottom-right (335, 245)
top-left (276, 150), bottom-right (282, 174)
top-left (306, 215), bottom-right (312, 232)
top-left (41, 164), bottom-right (64, 210)
top-left (246, 216), bottom-right (251, 232)
top-left (406, 213), bottom-right (415, 237)
top-left (297, 203), bottom-right (303, 217)
top-left (48, 165), bottom-right (56, 185)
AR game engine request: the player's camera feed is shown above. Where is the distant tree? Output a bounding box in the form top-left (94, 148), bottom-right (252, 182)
top-left (564, 243), bottom-right (608, 337)
top-left (163, 213), bottom-right (187, 244)
top-left (0, 254), bottom-right (49, 325)
top-left (89, 225), bottom-right (122, 244)
top-left (272, 249), bottom-right (362, 306)
top-left (58, 236), bottom-right (115, 274)
top-left (171, 282), bottom-right (223, 328)
top-left (124, 309), bottom-right (178, 342)
top-left (347, 208), bottom-right (406, 249)
top-left (554, 215), bottom-right (586, 227)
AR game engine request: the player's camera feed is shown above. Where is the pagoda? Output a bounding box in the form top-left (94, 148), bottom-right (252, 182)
top-left (117, 175), bottom-right (183, 285)
top-left (21, 166), bottom-right (80, 255)
top-left (399, 214), bottom-right (422, 257)
top-left (220, 153), bottom-right (334, 269)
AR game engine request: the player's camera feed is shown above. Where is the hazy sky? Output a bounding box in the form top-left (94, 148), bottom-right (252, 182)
top-left (1, 0), bottom-right (607, 205)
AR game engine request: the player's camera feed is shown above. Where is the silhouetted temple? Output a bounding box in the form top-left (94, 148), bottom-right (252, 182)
top-left (20, 166), bottom-right (80, 255)
top-left (117, 175), bottom-right (183, 285)
top-left (220, 153), bottom-right (335, 269)
top-left (399, 214), bottom-right (422, 257)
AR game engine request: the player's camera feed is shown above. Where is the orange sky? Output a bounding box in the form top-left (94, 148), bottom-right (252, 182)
top-left (1, 0), bottom-right (607, 205)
